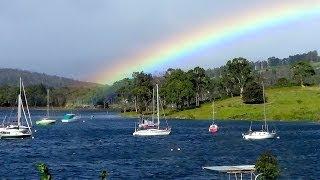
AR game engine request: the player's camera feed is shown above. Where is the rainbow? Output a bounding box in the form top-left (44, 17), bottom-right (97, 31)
top-left (91, 2), bottom-right (320, 84)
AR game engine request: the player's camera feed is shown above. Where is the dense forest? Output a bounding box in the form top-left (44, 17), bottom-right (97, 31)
top-left (109, 50), bottom-right (320, 113)
top-left (0, 69), bottom-right (109, 108)
top-left (0, 83), bottom-right (110, 108)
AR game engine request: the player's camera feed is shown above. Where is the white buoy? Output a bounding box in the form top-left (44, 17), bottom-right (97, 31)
top-left (170, 149), bottom-right (173, 151)
top-left (32, 136), bottom-right (35, 139)
top-left (83, 120), bottom-right (85, 122)
top-left (177, 148), bottom-right (181, 151)
top-left (34, 130), bottom-right (37, 132)
top-left (277, 136), bottom-right (280, 139)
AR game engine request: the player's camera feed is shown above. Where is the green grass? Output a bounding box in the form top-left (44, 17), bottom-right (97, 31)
top-left (168, 86), bottom-right (320, 121)
top-left (123, 86), bottom-right (320, 121)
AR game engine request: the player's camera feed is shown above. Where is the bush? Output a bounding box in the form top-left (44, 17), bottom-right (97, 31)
top-left (255, 151), bottom-right (280, 180)
top-left (275, 78), bottom-right (293, 87)
top-left (242, 81), bottom-right (264, 104)
top-left (100, 170), bottom-right (109, 179)
top-left (36, 163), bottom-right (52, 180)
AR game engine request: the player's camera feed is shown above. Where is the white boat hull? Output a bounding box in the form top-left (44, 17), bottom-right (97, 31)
top-left (0, 128), bottom-right (32, 139)
top-left (36, 119), bottom-right (56, 125)
top-left (242, 131), bottom-right (276, 140)
top-left (61, 117), bottom-right (80, 123)
top-left (133, 128), bottom-right (171, 136)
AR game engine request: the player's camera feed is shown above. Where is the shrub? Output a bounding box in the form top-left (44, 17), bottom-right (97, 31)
top-left (36, 163), bottom-right (52, 180)
top-left (275, 78), bottom-right (293, 87)
top-left (255, 151), bottom-right (280, 180)
top-left (242, 81), bottom-right (264, 104)
top-left (100, 170), bottom-right (109, 179)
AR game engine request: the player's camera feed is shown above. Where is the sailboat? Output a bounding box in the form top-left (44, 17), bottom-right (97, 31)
top-left (208, 100), bottom-right (219, 133)
top-left (138, 88), bottom-right (159, 129)
top-left (242, 82), bottom-right (276, 140)
top-left (36, 89), bottom-right (56, 125)
top-left (0, 78), bottom-right (33, 139)
top-left (133, 84), bottom-right (171, 136)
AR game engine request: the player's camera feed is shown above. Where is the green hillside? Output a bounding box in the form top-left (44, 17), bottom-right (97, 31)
top-left (167, 86), bottom-right (320, 121)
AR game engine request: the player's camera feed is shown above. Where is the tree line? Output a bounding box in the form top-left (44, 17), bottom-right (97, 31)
top-left (0, 84), bottom-right (108, 108)
top-left (113, 56), bottom-right (317, 113)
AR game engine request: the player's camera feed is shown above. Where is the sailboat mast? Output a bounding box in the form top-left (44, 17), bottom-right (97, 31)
top-left (22, 80), bottom-right (32, 126)
top-left (212, 100), bottom-right (215, 122)
top-left (156, 84), bottom-right (160, 129)
top-left (262, 81), bottom-right (268, 131)
top-left (47, 89), bottom-right (50, 117)
top-left (152, 88), bottom-right (155, 123)
top-left (17, 77), bottom-right (22, 126)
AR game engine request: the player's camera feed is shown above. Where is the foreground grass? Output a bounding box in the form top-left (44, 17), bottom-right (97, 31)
top-left (123, 86), bottom-right (320, 121)
top-left (167, 86), bottom-right (320, 121)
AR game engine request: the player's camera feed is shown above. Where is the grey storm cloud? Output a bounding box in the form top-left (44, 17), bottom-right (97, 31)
top-left (0, 0), bottom-right (319, 82)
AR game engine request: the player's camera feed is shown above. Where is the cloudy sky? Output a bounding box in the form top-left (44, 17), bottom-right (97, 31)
top-left (0, 1), bottom-right (319, 84)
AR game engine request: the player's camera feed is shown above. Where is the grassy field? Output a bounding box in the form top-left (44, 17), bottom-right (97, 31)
top-left (124, 86), bottom-right (320, 121)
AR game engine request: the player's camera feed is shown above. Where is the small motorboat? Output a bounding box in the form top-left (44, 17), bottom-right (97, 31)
top-left (61, 114), bottom-right (80, 123)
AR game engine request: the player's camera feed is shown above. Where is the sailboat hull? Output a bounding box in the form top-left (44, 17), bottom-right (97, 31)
top-left (242, 131), bottom-right (276, 140)
top-left (133, 128), bottom-right (171, 136)
top-left (0, 128), bottom-right (32, 139)
top-left (36, 119), bottom-right (56, 125)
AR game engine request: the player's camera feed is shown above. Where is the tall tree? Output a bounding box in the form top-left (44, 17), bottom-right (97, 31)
top-left (188, 67), bottom-right (207, 107)
top-left (291, 61), bottom-right (315, 86)
top-left (161, 69), bottom-right (194, 110)
top-left (116, 78), bottom-right (133, 112)
top-left (132, 72), bottom-right (153, 113)
top-left (225, 57), bottom-right (252, 97)
top-left (220, 66), bottom-right (238, 97)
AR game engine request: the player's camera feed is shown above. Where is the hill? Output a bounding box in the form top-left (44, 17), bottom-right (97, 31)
top-left (124, 86), bottom-right (320, 121)
top-left (0, 68), bottom-right (100, 87)
top-left (165, 86), bottom-right (320, 121)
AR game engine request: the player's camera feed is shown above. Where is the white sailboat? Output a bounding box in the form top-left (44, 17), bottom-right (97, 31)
top-left (133, 84), bottom-right (171, 136)
top-left (242, 82), bottom-right (276, 140)
top-left (138, 88), bottom-right (159, 129)
top-left (208, 100), bottom-right (219, 133)
top-left (0, 78), bottom-right (33, 139)
top-left (36, 89), bottom-right (56, 125)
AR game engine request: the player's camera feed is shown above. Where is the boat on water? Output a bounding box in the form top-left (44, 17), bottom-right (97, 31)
top-left (36, 89), bottom-right (56, 125)
top-left (138, 119), bottom-right (159, 129)
top-left (242, 82), bottom-right (276, 140)
top-left (61, 113), bottom-right (80, 123)
top-left (0, 78), bottom-right (33, 139)
top-left (208, 100), bottom-right (219, 134)
top-left (138, 88), bottom-right (159, 129)
top-left (133, 84), bottom-right (171, 136)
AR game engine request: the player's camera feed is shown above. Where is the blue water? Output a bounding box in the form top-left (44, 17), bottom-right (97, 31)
top-left (0, 109), bottom-right (319, 179)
